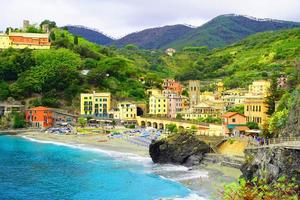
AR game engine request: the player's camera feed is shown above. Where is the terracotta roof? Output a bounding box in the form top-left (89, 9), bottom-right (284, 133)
top-left (27, 106), bottom-right (51, 111)
top-left (222, 112), bottom-right (245, 118)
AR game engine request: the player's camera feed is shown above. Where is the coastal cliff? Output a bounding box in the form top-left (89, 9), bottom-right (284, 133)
top-left (149, 132), bottom-right (210, 166)
top-left (241, 146), bottom-right (300, 184)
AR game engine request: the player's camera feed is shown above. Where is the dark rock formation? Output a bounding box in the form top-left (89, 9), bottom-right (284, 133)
top-left (241, 147), bottom-right (300, 184)
top-left (149, 132), bottom-right (210, 166)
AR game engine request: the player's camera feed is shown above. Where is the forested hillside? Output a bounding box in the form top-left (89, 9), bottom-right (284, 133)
top-left (0, 27), bottom-right (299, 113)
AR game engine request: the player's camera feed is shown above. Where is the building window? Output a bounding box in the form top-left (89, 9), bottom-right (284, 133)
top-left (232, 118), bottom-right (236, 123)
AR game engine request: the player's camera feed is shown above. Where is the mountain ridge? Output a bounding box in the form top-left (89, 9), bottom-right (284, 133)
top-left (65, 14), bottom-right (300, 49)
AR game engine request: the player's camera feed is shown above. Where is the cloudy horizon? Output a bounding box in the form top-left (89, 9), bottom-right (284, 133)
top-left (1, 0), bottom-right (300, 38)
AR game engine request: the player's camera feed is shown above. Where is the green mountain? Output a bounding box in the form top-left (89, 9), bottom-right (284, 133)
top-left (173, 28), bottom-right (300, 88)
top-left (113, 25), bottom-right (193, 49)
top-left (64, 25), bottom-right (114, 45)
top-left (166, 14), bottom-right (300, 49)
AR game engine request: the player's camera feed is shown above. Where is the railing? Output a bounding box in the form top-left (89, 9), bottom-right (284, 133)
top-left (246, 136), bottom-right (300, 148)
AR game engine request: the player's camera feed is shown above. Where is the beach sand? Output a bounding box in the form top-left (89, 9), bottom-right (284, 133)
top-left (13, 130), bottom-right (241, 198)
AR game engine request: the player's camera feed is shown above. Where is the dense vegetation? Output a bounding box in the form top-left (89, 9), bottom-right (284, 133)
top-left (223, 176), bottom-right (299, 200)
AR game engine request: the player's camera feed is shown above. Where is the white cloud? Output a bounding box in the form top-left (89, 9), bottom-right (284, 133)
top-left (1, 0), bottom-right (299, 38)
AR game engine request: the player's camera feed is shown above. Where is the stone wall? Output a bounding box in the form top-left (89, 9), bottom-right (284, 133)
top-left (241, 146), bottom-right (300, 184)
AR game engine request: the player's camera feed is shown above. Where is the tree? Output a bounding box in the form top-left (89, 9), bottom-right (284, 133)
top-left (227, 105), bottom-right (245, 115)
top-left (40, 20), bottom-right (57, 30)
top-left (0, 81), bottom-right (10, 101)
top-left (176, 113), bottom-right (183, 120)
top-left (246, 122), bottom-right (259, 129)
top-left (74, 35), bottom-right (79, 45)
top-left (50, 32), bottom-right (56, 41)
top-left (13, 112), bottom-right (26, 129)
top-left (268, 109), bottom-right (288, 135)
top-left (78, 117), bottom-right (87, 127)
top-left (166, 123), bottom-right (178, 134)
top-left (190, 125), bottom-right (198, 134)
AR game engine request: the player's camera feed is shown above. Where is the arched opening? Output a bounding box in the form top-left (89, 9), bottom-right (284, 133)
top-left (153, 122), bottom-right (158, 129)
top-left (141, 121), bottom-right (146, 127)
top-left (147, 122), bottom-right (152, 127)
top-left (137, 107), bottom-right (144, 116)
top-left (159, 123), bottom-right (164, 130)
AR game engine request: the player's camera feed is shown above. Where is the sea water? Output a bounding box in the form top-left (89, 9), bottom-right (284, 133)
top-left (0, 135), bottom-right (207, 200)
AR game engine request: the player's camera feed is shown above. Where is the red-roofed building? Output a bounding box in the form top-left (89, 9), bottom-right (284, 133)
top-left (25, 107), bottom-right (53, 128)
top-left (222, 112), bottom-right (247, 135)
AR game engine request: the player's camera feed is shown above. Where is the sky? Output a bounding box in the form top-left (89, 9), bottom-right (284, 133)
top-left (1, 0), bottom-right (300, 38)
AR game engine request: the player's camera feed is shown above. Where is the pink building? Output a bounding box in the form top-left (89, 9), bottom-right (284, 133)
top-left (164, 93), bottom-right (184, 118)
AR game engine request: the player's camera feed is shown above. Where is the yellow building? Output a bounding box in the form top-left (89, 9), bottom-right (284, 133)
top-left (147, 88), bottom-right (162, 96)
top-left (248, 80), bottom-right (270, 97)
top-left (80, 92), bottom-right (111, 118)
top-left (244, 96), bottom-right (269, 125)
top-left (217, 82), bottom-right (225, 93)
top-left (149, 94), bottom-right (169, 116)
top-left (199, 91), bottom-right (215, 102)
top-left (0, 34), bottom-right (11, 49)
top-left (116, 102), bottom-right (137, 120)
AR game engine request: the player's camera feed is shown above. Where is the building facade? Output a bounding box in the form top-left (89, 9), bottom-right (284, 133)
top-left (244, 96), bottom-right (269, 125)
top-left (162, 79), bottom-right (183, 95)
top-left (188, 80), bottom-right (201, 107)
top-left (26, 107), bottom-right (53, 128)
top-left (80, 92), bottom-right (112, 118)
top-left (222, 112), bottom-right (247, 134)
top-left (0, 34), bottom-right (11, 49)
top-left (248, 80), bottom-right (270, 97)
top-left (149, 94), bottom-right (169, 116)
top-left (180, 102), bottom-right (221, 120)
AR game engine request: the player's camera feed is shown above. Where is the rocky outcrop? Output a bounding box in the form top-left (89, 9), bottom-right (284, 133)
top-left (280, 88), bottom-right (300, 137)
top-left (241, 146), bottom-right (300, 184)
top-left (149, 132), bottom-right (210, 166)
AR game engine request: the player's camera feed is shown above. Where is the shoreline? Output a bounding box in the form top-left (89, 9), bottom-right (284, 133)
top-left (3, 130), bottom-right (241, 198)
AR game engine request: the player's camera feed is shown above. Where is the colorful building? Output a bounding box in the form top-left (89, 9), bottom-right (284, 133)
top-left (180, 102), bottom-right (221, 120)
top-left (26, 107), bottom-right (78, 128)
top-left (244, 96), bottom-right (269, 126)
top-left (8, 32), bottom-right (51, 49)
top-left (162, 79), bottom-right (183, 95)
top-left (80, 92), bottom-right (112, 118)
top-left (26, 107), bottom-right (53, 128)
top-left (248, 80), bottom-right (270, 97)
top-left (188, 80), bottom-right (201, 107)
top-left (166, 93), bottom-right (184, 118)
top-left (0, 34), bottom-right (11, 49)
top-left (149, 94), bottom-right (169, 117)
top-left (222, 112), bottom-right (247, 134)
top-left (110, 102), bottom-right (137, 121)
top-left (0, 100), bottom-right (24, 117)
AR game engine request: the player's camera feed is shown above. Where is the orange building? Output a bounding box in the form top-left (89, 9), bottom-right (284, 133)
top-left (162, 79), bottom-right (183, 95)
top-left (8, 32), bottom-right (51, 49)
top-left (222, 112), bottom-right (247, 135)
top-left (26, 107), bottom-right (53, 128)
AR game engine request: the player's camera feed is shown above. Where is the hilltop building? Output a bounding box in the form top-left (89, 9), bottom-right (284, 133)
top-left (80, 92), bottom-right (112, 118)
top-left (165, 48), bottom-right (176, 56)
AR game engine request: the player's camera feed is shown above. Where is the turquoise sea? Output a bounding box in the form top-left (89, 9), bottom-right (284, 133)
top-left (0, 135), bottom-right (207, 200)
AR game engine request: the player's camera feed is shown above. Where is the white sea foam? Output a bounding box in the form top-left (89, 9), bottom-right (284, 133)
top-left (153, 164), bottom-right (190, 172)
top-left (22, 136), bottom-right (152, 165)
top-left (172, 170), bottom-right (209, 181)
top-left (158, 193), bottom-right (208, 200)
